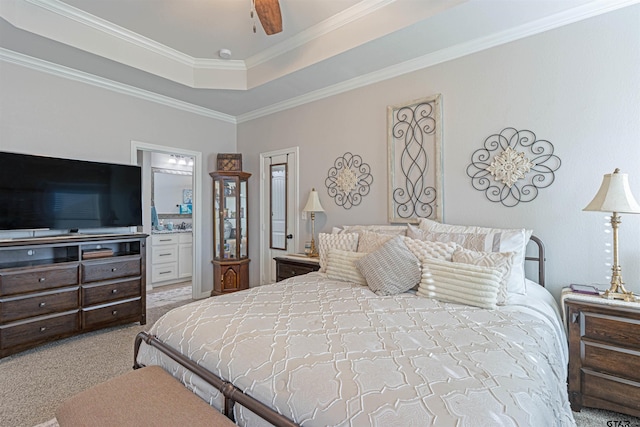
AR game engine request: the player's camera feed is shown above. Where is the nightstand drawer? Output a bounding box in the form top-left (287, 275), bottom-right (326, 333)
top-left (277, 263), bottom-right (315, 280)
top-left (582, 311), bottom-right (640, 348)
top-left (583, 340), bottom-right (640, 382)
top-left (274, 257), bottom-right (320, 282)
top-left (583, 370), bottom-right (640, 411)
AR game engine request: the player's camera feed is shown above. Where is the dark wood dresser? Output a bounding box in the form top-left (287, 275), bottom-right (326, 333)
top-left (565, 297), bottom-right (640, 417)
top-left (0, 233), bottom-right (147, 357)
top-left (274, 256), bottom-right (320, 282)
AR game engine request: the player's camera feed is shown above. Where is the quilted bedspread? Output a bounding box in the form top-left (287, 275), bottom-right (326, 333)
top-left (137, 273), bottom-right (575, 427)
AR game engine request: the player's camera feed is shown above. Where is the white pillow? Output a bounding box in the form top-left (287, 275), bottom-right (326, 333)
top-left (356, 231), bottom-right (395, 253)
top-left (417, 257), bottom-right (504, 309)
top-left (318, 233), bottom-right (359, 272)
top-left (354, 236), bottom-right (421, 296)
top-left (401, 235), bottom-right (458, 262)
top-left (325, 248), bottom-right (367, 285)
top-left (414, 221), bottom-right (530, 295)
top-left (339, 224), bottom-right (408, 236)
top-left (452, 246), bottom-right (516, 305)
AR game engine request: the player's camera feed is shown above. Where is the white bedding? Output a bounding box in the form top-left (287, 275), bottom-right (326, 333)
top-left (137, 273), bottom-right (575, 426)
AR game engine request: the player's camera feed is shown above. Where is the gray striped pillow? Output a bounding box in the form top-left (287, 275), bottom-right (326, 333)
top-left (354, 235), bottom-right (421, 296)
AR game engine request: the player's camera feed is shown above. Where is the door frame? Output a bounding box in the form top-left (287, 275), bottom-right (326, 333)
top-left (131, 141), bottom-right (204, 299)
top-left (259, 147), bottom-right (300, 285)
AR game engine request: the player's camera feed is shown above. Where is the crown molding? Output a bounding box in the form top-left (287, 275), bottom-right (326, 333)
top-left (0, 48), bottom-right (236, 123)
top-left (244, 0), bottom-right (394, 68)
top-left (237, 0), bottom-right (639, 122)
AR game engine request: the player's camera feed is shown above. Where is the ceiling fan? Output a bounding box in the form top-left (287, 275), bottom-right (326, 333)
top-left (252, 0), bottom-right (283, 35)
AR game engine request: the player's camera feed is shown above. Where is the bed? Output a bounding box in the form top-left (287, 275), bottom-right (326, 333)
top-left (135, 222), bottom-right (575, 427)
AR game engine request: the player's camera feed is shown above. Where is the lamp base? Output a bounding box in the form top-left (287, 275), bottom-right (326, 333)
top-left (603, 289), bottom-right (637, 302)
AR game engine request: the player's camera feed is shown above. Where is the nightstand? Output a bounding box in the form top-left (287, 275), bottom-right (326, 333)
top-left (564, 293), bottom-right (640, 417)
top-left (274, 256), bottom-right (320, 282)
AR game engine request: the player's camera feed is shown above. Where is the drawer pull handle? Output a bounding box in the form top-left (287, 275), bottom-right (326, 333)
top-left (39, 277), bottom-right (46, 282)
top-left (159, 271), bottom-right (171, 275)
top-left (112, 310), bottom-right (118, 316)
top-left (111, 267), bottom-right (117, 272)
top-left (39, 302), bottom-right (46, 307)
top-left (40, 326), bottom-right (47, 332)
top-left (112, 289), bottom-right (118, 294)
top-left (159, 253), bottom-right (171, 256)
top-left (160, 239), bottom-right (171, 242)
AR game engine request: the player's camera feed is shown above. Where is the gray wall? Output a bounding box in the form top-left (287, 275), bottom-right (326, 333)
top-left (0, 62), bottom-right (237, 295)
top-left (238, 6), bottom-right (640, 301)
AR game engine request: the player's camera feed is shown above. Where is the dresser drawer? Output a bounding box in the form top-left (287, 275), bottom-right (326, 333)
top-left (0, 287), bottom-right (79, 323)
top-left (152, 246), bottom-right (178, 264)
top-left (82, 257), bottom-right (141, 283)
top-left (82, 279), bottom-right (142, 306)
top-left (582, 311), bottom-right (640, 348)
top-left (0, 311), bottom-right (79, 350)
top-left (82, 298), bottom-right (142, 329)
top-left (0, 264), bottom-right (79, 296)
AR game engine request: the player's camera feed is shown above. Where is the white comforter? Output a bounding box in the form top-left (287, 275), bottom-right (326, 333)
top-left (137, 273), bottom-right (575, 427)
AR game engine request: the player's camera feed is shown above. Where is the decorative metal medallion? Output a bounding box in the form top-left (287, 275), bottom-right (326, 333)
top-left (325, 152), bottom-right (373, 209)
top-left (387, 94), bottom-right (443, 222)
top-left (467, 128), bottom-right (561, 207)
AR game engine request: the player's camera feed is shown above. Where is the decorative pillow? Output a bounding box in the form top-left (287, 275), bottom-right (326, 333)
top-left (400, 236), bottom-right (458, 262)
top-left (354, 236), bottom-right (421, 296)
top-left (407, 224), bottom-right (468, 246)
top-left (452, 246), bottom-right (515, 305)
top-left (339, 225), bottom-right (408, 236)
top-left (318, 233), bottom-right (359, 273)
top-left (356, 231), bottom-right (395, 253)
top-left (414, 221), bottom-right (530, 295)
top-left (417, 257), bottom-right (504, 309)
top-left (325, 248), bottom-right (368, 285)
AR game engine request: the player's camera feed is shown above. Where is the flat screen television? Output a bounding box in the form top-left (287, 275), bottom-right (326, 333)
top-left (0, 151), bottom-right (142, 231)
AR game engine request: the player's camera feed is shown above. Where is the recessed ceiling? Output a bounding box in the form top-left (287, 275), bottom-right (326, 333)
top-left (0, 0), bottom-right (634, 121)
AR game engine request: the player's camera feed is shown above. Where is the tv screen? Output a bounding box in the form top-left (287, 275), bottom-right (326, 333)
top-left (0, 151), bottom-right (142, 231)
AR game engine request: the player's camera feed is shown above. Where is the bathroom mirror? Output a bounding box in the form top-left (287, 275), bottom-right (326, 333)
top-left (152, 168), bottom-right (193, 217)
top-left (270, 163), bottom-right (287, 250)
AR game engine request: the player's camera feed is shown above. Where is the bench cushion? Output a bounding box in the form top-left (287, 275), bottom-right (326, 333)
top-left (56, 365), bottom-right (235, 427)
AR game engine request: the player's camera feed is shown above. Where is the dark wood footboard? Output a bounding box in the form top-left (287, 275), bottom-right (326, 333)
top-left (133, 331), bottom-right (299, 427)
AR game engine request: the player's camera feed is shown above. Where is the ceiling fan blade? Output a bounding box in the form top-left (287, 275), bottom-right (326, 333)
top-left (255, 0), bottom-right (282, 35)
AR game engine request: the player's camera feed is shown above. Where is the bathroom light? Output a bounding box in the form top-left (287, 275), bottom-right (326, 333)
top-left (168, 155), bottom-right (177, 164)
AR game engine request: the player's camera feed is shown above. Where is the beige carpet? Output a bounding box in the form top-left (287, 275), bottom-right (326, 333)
top-left (0, 299), bottom-right (194, 427)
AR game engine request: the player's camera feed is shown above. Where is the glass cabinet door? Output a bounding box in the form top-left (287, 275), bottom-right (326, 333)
top-left (214, 179), bottom-right (221, 259)
top-left (239, 179), bottom-right (247, 258)
top-left (222, 178), bottom-right (237, 260)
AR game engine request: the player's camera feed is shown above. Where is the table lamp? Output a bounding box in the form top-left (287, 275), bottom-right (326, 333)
top-left (303, 188), bottom-right (324, 257)
top-left (583, 168), bottom-right (640, 301)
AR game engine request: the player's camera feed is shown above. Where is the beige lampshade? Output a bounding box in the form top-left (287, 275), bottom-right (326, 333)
top-left (303, 188), bottom-right (324, 212)
top-left (583, 169), bottom-right (640, 214)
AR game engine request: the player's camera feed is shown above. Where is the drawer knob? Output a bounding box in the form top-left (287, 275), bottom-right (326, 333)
top-left (39, 277), bottom-right (46, 282)
top-left (39, 302), bottom-right (46, 308)
top-left (112, 310), bottom-right (118, 316)
top-left (111, 267), bottom-right (117, 272)
top-left (112, 289), bottom-right (118, 294)
top-left (40, 326), bottom-right (47, 332)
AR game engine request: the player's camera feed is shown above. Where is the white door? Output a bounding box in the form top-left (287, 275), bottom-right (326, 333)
top-left (260, 148), bottom-right (299, 284)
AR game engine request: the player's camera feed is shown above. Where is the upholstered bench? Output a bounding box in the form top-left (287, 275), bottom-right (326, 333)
top-left (56, 365), bottom-right (236, 427)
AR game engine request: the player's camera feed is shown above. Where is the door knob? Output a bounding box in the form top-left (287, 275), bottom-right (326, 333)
top-left (286, 234), bottom-right (293, 239)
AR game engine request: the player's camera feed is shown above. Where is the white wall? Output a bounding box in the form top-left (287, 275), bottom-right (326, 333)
top-left (0, 62), bottom-right (237, 295)
top-left (238, 6), bottom-right (640, 301)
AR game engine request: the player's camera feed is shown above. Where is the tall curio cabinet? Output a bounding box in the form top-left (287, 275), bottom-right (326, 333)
top-left (210, 167), bottom-right (251, 296)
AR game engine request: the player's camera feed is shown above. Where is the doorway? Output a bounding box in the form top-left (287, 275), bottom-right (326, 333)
top-left (131, 141), bottom-right (204, 299)
top-left (259, 147), bottom-right (299, 285)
